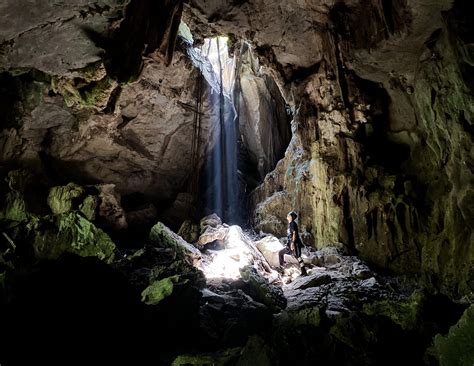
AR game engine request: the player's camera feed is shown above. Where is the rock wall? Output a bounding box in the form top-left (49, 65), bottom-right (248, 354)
top-left (187, 0), bottom-right (473, 299)
top-left (234, 41), bottom-right (291, 182)
top-left (0, 0), bottom-right (220, 214)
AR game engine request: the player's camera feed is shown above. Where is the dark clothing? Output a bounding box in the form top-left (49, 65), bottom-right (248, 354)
top-left (279, 220), bottom-right (304, 267)
top-left (287, 221), bottom-right (302, 249)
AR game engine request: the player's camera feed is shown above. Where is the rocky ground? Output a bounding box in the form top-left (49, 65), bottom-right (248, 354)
top-left (0, 171), bottom-right (471, 365)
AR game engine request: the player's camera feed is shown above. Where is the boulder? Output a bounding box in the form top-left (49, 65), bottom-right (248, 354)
top-left (177, 220), bottom-right (200, 244)
top-left (285, 272), bottom-right (332, 290)
top-left (255, 235), bottom-right (284, 267)
top-left (31, 212), bottom-right (116, 263)
top-left (79, 195), bottom-right (98, 221)
top-left (198, 225), bottom-right (229, 248)
top-left (149, 221), bottom-right (201, 266)
top-left (141, 275), bottom-right (182, 305)
top-left (96, 184), bottom-right (128, 231)
top-left (239, 265), bottom-right (286, 312)
top-left (1, 191), bottom-right (29, 222)
top-left (47, 182), bottom-right (84, 215)
top-left (200, 213), bottom-right (222, 232)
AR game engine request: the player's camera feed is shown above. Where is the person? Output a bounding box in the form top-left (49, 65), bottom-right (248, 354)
top-left (278, 211), bottom-right (307, 276)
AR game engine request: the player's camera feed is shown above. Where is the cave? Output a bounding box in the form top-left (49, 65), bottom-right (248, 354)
top-left (0, 1), bottom-right (473, 365)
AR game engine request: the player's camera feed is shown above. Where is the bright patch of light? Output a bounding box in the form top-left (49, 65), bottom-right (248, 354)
top-left (194, 37), bottom-right (235, 96)
top-left (178, 21), bottom-right (193, 45)
top-left (201, 225), bottom-right (253, 279)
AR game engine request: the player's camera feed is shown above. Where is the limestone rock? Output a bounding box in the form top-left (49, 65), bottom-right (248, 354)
top-left (1, 191), bottom-right (29, 222)
top-left (95, 184), bottom-right (128, 232)
top-left (79, 195), bottom-right (98, 221)
top-left (200, 213), bottom-right (223, 232)
top-left (239, 265), bottom-right (286, 312)
top-left (177, 220), bottom-right (200, 244)
top-left (149, 221), bottom-right (201, 266)
top-left (47, 182), bottom-right (84, 215)
top-left (31, 212), bottom-right (116, 263)
top-left (197, 225), bottom-right (229, 248)
top-left (433, 304), bottom-right (474, 366)
top-left (141, 275), bottom-right (182, 306)
top-left (255, 236), bottom-right (284, 267)
top-left (286, 272), bottom-right (332, 291)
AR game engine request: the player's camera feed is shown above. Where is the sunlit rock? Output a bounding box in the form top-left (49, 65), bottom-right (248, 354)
top-left (255, 235), bottom-right (284, 267)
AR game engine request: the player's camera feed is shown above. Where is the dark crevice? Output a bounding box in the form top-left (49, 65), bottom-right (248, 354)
top-left (342, 187), bottom-right (357, 255)
top-left (104, 85), bottom-right (122, 114)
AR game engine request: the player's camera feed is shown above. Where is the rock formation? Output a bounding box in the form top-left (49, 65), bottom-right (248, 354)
top-left (0, 0), bottom-right (472, 364)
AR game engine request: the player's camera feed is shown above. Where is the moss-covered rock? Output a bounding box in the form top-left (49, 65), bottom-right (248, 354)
top-left (31, 212), bottom-right (115, 263)
top-left (150, 259), bottom-right (206, 289)
top-left (47, 183), bottom-right (84, 215)
top-left (79, 195), bottom-right (98, 221)
top-left (433, 304), bottom-right (474, 366)
top-left (149, 222), bottom-right (201, 265)
top-left (362, 291), bottom-right (424, 331)
top-left (141, 275), bottom-right (182, 305)
top-left (1, 192), bottom-right (29, 222)
top-left (171, 348), bottom-right (242, 366)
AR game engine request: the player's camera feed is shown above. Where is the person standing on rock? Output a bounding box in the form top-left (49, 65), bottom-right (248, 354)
top-left (279, 211), bottom-right (307, 276)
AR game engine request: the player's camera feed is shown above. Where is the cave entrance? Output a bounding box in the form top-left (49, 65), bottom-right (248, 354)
top-left (181, 24), bottom-right (292, 226)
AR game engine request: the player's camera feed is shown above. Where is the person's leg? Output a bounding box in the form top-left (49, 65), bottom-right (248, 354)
top-left (279, 247), bottom-right (290, 266)
top-left (294, 245), bottom-right (307, 275)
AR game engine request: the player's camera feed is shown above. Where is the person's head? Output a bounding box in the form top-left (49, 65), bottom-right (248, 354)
top-left (287, 211), bottom-right (297, 222)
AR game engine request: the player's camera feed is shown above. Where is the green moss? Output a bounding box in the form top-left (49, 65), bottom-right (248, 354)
top-left (433, 305), bottom-right (474, 366)
top-left (2, 192), bottom-right (29, 222)
top-left (150, 259), bottom-right (206, 288)
top-left (362, 291), bottom-right (424, 331)
top-left (171, 348), bottom-right (242, 366)
top-left (47, 183), bottom-right (84, 215)
top-left (31, 212), bottom-right (115, 263)
top-left (149, 222), bottom-right (186, 256)
top-left (141, 275), bottom-right (182, 305)
top-left (79, 195), bottom-right (98, 221)
top-left (81, 77), bottom-right (118, 109)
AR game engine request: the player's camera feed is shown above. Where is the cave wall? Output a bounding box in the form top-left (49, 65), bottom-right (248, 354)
top-left (0, 0), bottom-right (220, 212)
top-left (187, 0), bottom-right (473, 299)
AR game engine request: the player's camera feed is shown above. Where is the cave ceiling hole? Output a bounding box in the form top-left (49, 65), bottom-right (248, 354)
top-left (179, 22), bottom-right (292, 224)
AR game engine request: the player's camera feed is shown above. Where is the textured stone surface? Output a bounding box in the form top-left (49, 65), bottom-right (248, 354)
top-left (186, 0), bottom-right (473, 299)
